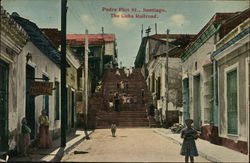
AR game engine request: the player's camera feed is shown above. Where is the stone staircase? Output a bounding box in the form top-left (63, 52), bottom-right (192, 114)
top-left (87, 68), bottom-right (156, 129)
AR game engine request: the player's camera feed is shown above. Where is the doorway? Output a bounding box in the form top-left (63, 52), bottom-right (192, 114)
top-left (71, 90), bottom-right (75, 128)
top-left (183, 78), bottom-right (190, 121)
top-left (193, 74), bottom-right (201, 130)
top-left (26, 65), bottom-right (36, 140)
top-left (0, 60), bottom-right (9, 151)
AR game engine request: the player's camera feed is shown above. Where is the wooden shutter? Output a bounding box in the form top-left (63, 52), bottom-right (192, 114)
top-left (227, 69), bottom-right (238, 134)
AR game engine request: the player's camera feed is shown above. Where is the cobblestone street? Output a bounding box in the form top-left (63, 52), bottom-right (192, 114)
top-left (61, 128), bottom-right (210, 162)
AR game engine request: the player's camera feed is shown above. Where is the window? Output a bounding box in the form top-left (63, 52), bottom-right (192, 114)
top-left (157, 77), bottom-right (161, 99)
top-left (55, 81), bottom-right (60, 120)
top-left (195, 62), bottom-right (197, 70)
top-left (227, 69), bottom-right (238, 134)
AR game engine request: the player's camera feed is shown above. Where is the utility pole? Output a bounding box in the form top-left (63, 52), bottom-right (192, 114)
top-left (83, 29), bottom-right (90, 139)
top-left (155, 23), bottom-right (157, 34)
top-left (145, 26), bottom-right (151, 61)
top-left (145, 26), bottom-right (151, 37)
top-left (165, 29), bottom-right (170, 128)
top-left (60, 0), bottom-right (67, 147)
top-left (141, 24), bottom-right (144, 40)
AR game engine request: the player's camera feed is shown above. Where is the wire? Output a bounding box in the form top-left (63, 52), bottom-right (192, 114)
top-left (67, 1), bottom-right (88, 31)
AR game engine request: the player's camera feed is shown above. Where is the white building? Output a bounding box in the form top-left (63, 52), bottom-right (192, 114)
top-left (0, 6), bottom-right (28, 153)
top-left (12, 12), bottom-right (62, 146)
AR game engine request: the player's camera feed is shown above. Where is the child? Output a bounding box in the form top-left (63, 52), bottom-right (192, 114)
top-left (21, 117), bottom-right (31, 156)
top-left (180, 119), bottom-right (199, 163)
top-left (110, 122), bottom-right (117, 137)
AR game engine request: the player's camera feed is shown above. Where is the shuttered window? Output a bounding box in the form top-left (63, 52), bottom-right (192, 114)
top-left (227, 69), bottom-right (238, 135)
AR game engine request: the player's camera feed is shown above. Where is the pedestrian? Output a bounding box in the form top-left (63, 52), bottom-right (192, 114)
top-left (21, 117), bottom-right (31, 156)
top-left (114, 93), bottom-right (120, 112)
top-left (180, 119), bottom-right (199, 163)
top-left (148, 104), bottom-right (155, 116)
top-left (120, 81), bottom-right (124, 91)
top-left (124, 68), bottom-right (129, 77)
top-left (141, 89), bottom-right (144, 98)
top-left (125, 81), bottom-right (129, 89)
top-left (108, 99), bottom-right (114, 112)
top-left (141, 89), bottom-right (145, 104)
top-left (115, 69), bottom-right (120, 76)
top-left (38, 110), bottom-right (52, 148)
top-left (110, 121), bottom-right (117, 137)
top-left (129, 67), bottom-right (133, 76)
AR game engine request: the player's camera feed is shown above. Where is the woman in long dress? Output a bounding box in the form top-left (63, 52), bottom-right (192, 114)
top-left (38, 110), bottom-right (52, 148)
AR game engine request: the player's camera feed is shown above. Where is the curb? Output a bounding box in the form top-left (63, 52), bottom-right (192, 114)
top-left (48, 130), bottom-right (95, 162)
top-left (153, 129), bottom-right (223, 163)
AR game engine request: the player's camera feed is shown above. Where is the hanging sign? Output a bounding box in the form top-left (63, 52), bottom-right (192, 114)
top-left (29, 81), bottom-right (53, 96)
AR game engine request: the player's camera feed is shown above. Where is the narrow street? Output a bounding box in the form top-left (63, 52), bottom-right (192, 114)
top-left (61, 128), bottom-right (210, 162)
top-left (1, 1), bottom-right (249, 162)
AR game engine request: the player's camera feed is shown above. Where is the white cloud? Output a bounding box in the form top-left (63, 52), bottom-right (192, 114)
top-left (80, 14), bottom-right (95, 24)
top-left (112, 12), bottom-right (135, 29)
top-left (169, 14), bottom-right (190, 27)
top-left (80, 14), bottom-right (98, 33)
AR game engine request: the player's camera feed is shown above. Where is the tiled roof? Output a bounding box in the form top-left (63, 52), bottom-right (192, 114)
top-left (41, 28), bottom-right (61, 49)
top-left (67, 34), bottom-right (116, 46)
top-left (219, 8), bottom-right (250, 38)
top-left (11, 13), bottom-right (61, 66)
top-left (150, 34), bottom-right (196, 40)
top-left (185, 12), bottom-right (238, 50)
top-left (212, 26), bottom-right (250, 58)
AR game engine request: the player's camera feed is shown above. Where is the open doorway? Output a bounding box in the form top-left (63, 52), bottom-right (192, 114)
top-left (26, 65), bottom-right (36, 140)
top-left (193, 74), bottom-right (201, 130)
top-left (0, 60), bottom-right (9, 151)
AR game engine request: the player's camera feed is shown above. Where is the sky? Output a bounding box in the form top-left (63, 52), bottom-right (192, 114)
top-left (2, 0), bottom-right (249, 67)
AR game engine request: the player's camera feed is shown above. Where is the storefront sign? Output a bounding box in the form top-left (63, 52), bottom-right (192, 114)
top-left (29, 81), bottom-right (53, 96)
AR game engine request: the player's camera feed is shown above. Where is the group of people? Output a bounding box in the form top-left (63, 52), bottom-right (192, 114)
top-left (116, 80), bottom-right (129, 91)
top-left (107, 91), bottom-right (140, 112)
top-left (115, 68), bottom-right (133, 78)
top-left (21, 110), bottom-right (52, 156)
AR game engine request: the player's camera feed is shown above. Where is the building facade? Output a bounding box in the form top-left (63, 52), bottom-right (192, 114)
top-left (66, 47), bottom-right (81, 129)
top-left (181, 12), bottom-right (238, 132)
top-left (135, 34), bottom-right (195, 126)
top-left (212, 15), bottom-right (249, 154)
top-left (12, 12), bottom-right (62, 145)
top-left (0, 6), bottom-right (28, 153)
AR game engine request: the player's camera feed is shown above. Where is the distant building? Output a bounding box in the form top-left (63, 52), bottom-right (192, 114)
top-left (135, 33), bottom-right (195, 126)
top-left (41, 28), bottom-right (81, 129)
top-left (67, 34), bottom-right (118, 88)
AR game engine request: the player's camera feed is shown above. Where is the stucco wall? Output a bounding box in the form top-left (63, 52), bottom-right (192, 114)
top-left (20, 41), bottom-right (61, 138)
top-left (217, 44), bottom-right (249, 142)
top-left (182, 36), bottom-right (214, 126)
top-left (1, 31), bottom-right (27, 151)
top-left (147, 56), bottom-right (182, 122)
top-left (105, 42), bottom-right (115, 56)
